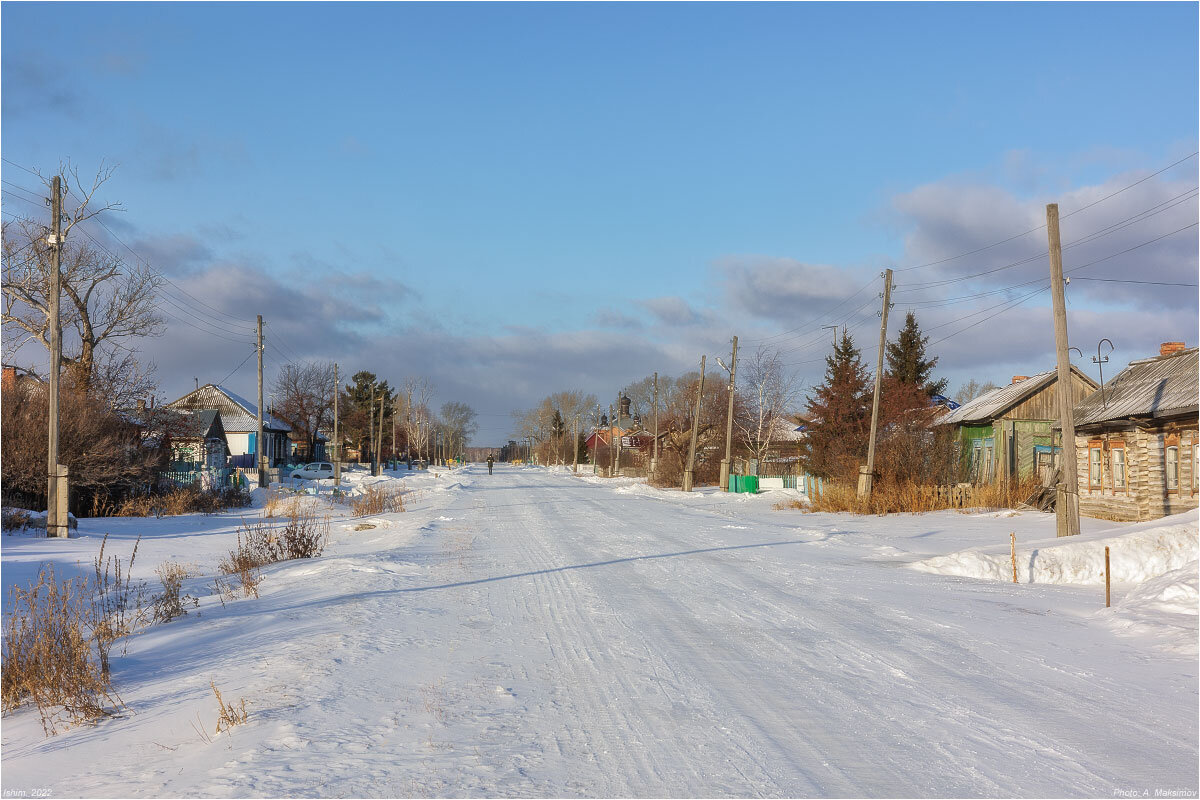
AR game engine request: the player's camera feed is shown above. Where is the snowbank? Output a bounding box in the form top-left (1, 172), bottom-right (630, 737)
top-left (1106, 561), bottom-right (1199, 655)
top-left (910, 510), bottom-right (1198, 586)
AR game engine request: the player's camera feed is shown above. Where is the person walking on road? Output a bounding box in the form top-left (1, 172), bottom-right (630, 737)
top-left (487, 453), bottom-right (495, 475)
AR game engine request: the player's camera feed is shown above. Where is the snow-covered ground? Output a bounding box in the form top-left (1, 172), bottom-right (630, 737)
top-left (2, 464), bottom-right (1197, 797)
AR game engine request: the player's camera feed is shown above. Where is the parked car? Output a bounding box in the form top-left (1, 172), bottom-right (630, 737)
top-left (292, 462), bottom-right (334, 480)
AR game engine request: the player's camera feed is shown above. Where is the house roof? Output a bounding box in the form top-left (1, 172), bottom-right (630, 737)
top-left (939, 366), bottom-right (1096, 426)
top-left (171, 409), bottom-right (225, 440)
top-left (1072, 347), bottom-right (1198, 427)
top-left (166, 383), bottom-right (291, 433)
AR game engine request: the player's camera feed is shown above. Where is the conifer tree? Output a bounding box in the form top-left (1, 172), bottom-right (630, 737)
top-left (799, 329), bottom-right (871, 478)
top-left (885, 311), bottom-right (948, 397)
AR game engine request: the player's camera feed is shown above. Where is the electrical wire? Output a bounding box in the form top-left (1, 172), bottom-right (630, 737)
top-left (217, 347), bottom-right (259, 385)
top-left (893, 151), bottom-right (1198, 274)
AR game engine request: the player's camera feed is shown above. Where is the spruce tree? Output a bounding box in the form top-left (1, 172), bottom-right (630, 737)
top-left (799, 329), bottom-right (872, 478)
top-left (885, 311), bottom-right (948, 397)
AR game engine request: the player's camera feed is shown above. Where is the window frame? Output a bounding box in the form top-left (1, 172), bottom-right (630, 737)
top-left (1088, 442), bottom-right (1103, 490)
top-left (1166, 444), bottom-right (1180, 492)
top-left (1110, 443), bottom-right (1126, 492)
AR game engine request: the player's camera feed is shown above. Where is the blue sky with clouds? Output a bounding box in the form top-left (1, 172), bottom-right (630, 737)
top-left (3, 2), bottom-right (1197, 444)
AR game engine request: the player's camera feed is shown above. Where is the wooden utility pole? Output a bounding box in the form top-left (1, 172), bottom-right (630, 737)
top-left (256, 314), bottom-right (265, 487)
top-left (1047, 203), bottom-right (1081, 537)
top-left (683, 355), bottom-right (706, 492)
top-left (46, 176), bottom-right (66, 537)
top-left (572, 414), bottom-right (579, 473)
top-left (651, 372), bottom-right (659, 476)
top-left (859, 269), bottom-right (893, 498)
top-left (333, 363), bottom-right (341, 486)
top-left (615, 393), bottom-right (623, 476)
top-left (593, 405), bottom-right (600, 475)
top-left (374, 391), bottom-right (385, 476)
top-left (720, 336), bottom-right (739, 492)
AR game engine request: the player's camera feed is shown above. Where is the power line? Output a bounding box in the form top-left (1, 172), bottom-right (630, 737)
top-left (217, 347), bottom-right (259, 385)
top-left (742, 274), bottom-right (881, 348)
top-left (88, 216), bottom-right (257, 326)
top-left (928, 285), bottom-right (1050, 347)
top-left (893, 151), bottom-right (1198, 274)
top-left (894, 192), bottom-right (1198, 293)
top-left (1067, 277), bottom-right (1198, 287)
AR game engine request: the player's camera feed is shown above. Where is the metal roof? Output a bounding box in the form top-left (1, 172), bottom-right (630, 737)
top-left (166, 383), bottom-right (291, 433)
top-left (1072, 348), bottom-right (1198, 427)
top-left (938, 365), bottom-right (1097, 425)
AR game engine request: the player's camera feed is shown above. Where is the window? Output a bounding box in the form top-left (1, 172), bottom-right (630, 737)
top-left (1111, 446), bottom-right (1126, 490)
top-left (1089, 445), bottom-right (1103, 489)
top-left (1166, 445), bottom-right (1179, 491)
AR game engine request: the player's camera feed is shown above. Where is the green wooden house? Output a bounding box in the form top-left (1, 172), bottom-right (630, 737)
top-left (939, 367), bottom-right (1098, 484)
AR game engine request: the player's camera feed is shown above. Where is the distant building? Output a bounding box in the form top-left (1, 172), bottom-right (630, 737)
top-left (166, 383), bottom-right (291, 467)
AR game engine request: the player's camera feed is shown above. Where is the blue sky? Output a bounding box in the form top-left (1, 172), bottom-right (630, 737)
top-left (3, 2), bottom-right (1197, 444)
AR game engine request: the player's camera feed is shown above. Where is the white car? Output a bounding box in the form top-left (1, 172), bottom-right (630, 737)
top-left (291, 462), bottom-right (334, 480)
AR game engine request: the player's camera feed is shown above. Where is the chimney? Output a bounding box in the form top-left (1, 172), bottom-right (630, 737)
top-left (1160, 342), bottom-right (1186, 357)
top-left (136, 398), bottom-right (146, 414)
top-left (1012, 375), bottom-right (1028, 384)
top-left (2, 366), bottom-right (15, 392)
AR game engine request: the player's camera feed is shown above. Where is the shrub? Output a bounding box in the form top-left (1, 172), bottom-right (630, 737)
top-left (93, 486), bottom-right (253, 519)
top-left (1, 566), bottom-right (124, 735)
top-left (804, 478), bottom-right (1042, 515)
top-left (152, 562), bottom-right (197, 623)
top-left (211, 681), bottom-right (248, 734)
top-left (350, 484), bottom-right (405, 516)
top-left (92, 534), bottom-right (149, 672)
top-left (218, 504), bottom-right (329, 576)
top-left (2, 508), bottom-right (33, 532)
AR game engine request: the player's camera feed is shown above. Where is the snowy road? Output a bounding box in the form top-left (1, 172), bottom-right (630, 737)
top-left (3, 464), bottom-right (1197, 797)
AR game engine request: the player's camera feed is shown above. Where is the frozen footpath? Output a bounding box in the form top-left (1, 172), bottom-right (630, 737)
top-left (2, 464), bottom-right (1196, 797)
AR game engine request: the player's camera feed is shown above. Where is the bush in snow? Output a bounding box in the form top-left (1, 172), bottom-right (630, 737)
top-left (1, 566), bottom-right (125, 735)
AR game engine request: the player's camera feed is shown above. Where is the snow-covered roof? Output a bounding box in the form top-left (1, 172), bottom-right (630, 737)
top-left (166, 383), bottom-right (291, 433)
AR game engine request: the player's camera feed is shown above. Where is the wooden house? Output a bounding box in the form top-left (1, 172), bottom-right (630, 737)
top-left (1067, 343), bottom-right (1198, 521)
top-left (166, 383), bottom-right (291, 467)
top-left (939, 367), bottom-right (1098, 484)
top-left (163, 409), bottom-right (230, 469)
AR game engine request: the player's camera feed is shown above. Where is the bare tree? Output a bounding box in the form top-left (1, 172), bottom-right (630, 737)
top-left (401, 377), bottom-right (435, 461)
top-left (272, 362), bottom-right (336, 459)
top-left (735, 346), bottom-right (802, 466)
top-left (954, 378), bottom-right (1000, 404)
top-left (440, 401), bottom-right (478, 461)
top-left (2, 163), bottom-right (164, 397)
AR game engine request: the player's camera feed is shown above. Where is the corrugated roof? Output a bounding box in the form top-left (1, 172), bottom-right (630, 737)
top-left (939, 371), bottom-right (1053, 425)
top-left (166, 383), bottom-right (291, 432)
top-left (1072, 348), bottom-right (1198, 427)
top-left (938, 365), bottom-right (1097, 425)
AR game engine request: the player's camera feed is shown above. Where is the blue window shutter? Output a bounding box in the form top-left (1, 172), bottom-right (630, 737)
top-left (248, 431), bottom-right (257, 453)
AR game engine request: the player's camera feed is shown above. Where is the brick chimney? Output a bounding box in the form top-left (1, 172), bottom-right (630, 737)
top-left (1160, 342), bottom-right (1186, 357)
top-left (1011, 375), bottom-right (1028, 384)
top-left (2, 366), bottom-right (14, 392)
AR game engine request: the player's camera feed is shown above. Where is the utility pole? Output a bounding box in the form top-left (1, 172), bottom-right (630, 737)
top-left (1047, 203), bottom-right (1081, 537)
top-left (683, 355), bottom-right (706, 492)
top-left (256, 315), bottom-right (265, 487)
top-left (608, 403), bottom-right (615, 475)
top-left (374, 391), bottom-right (384, 476)
top-left (859, 269), bottom-right (893, 498)
top-left (572, 413), bottom-right (579, 473)
top-left (719, 336), bottom-right (739, 492)
top-left (333, 363), bottom-right (340, 486)
top-left (651, 372), bottom-right (659, 477)
top-left (615, 393), bottom-right (623, 477)
top-left (46, 176), bottom-right (66, 537)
